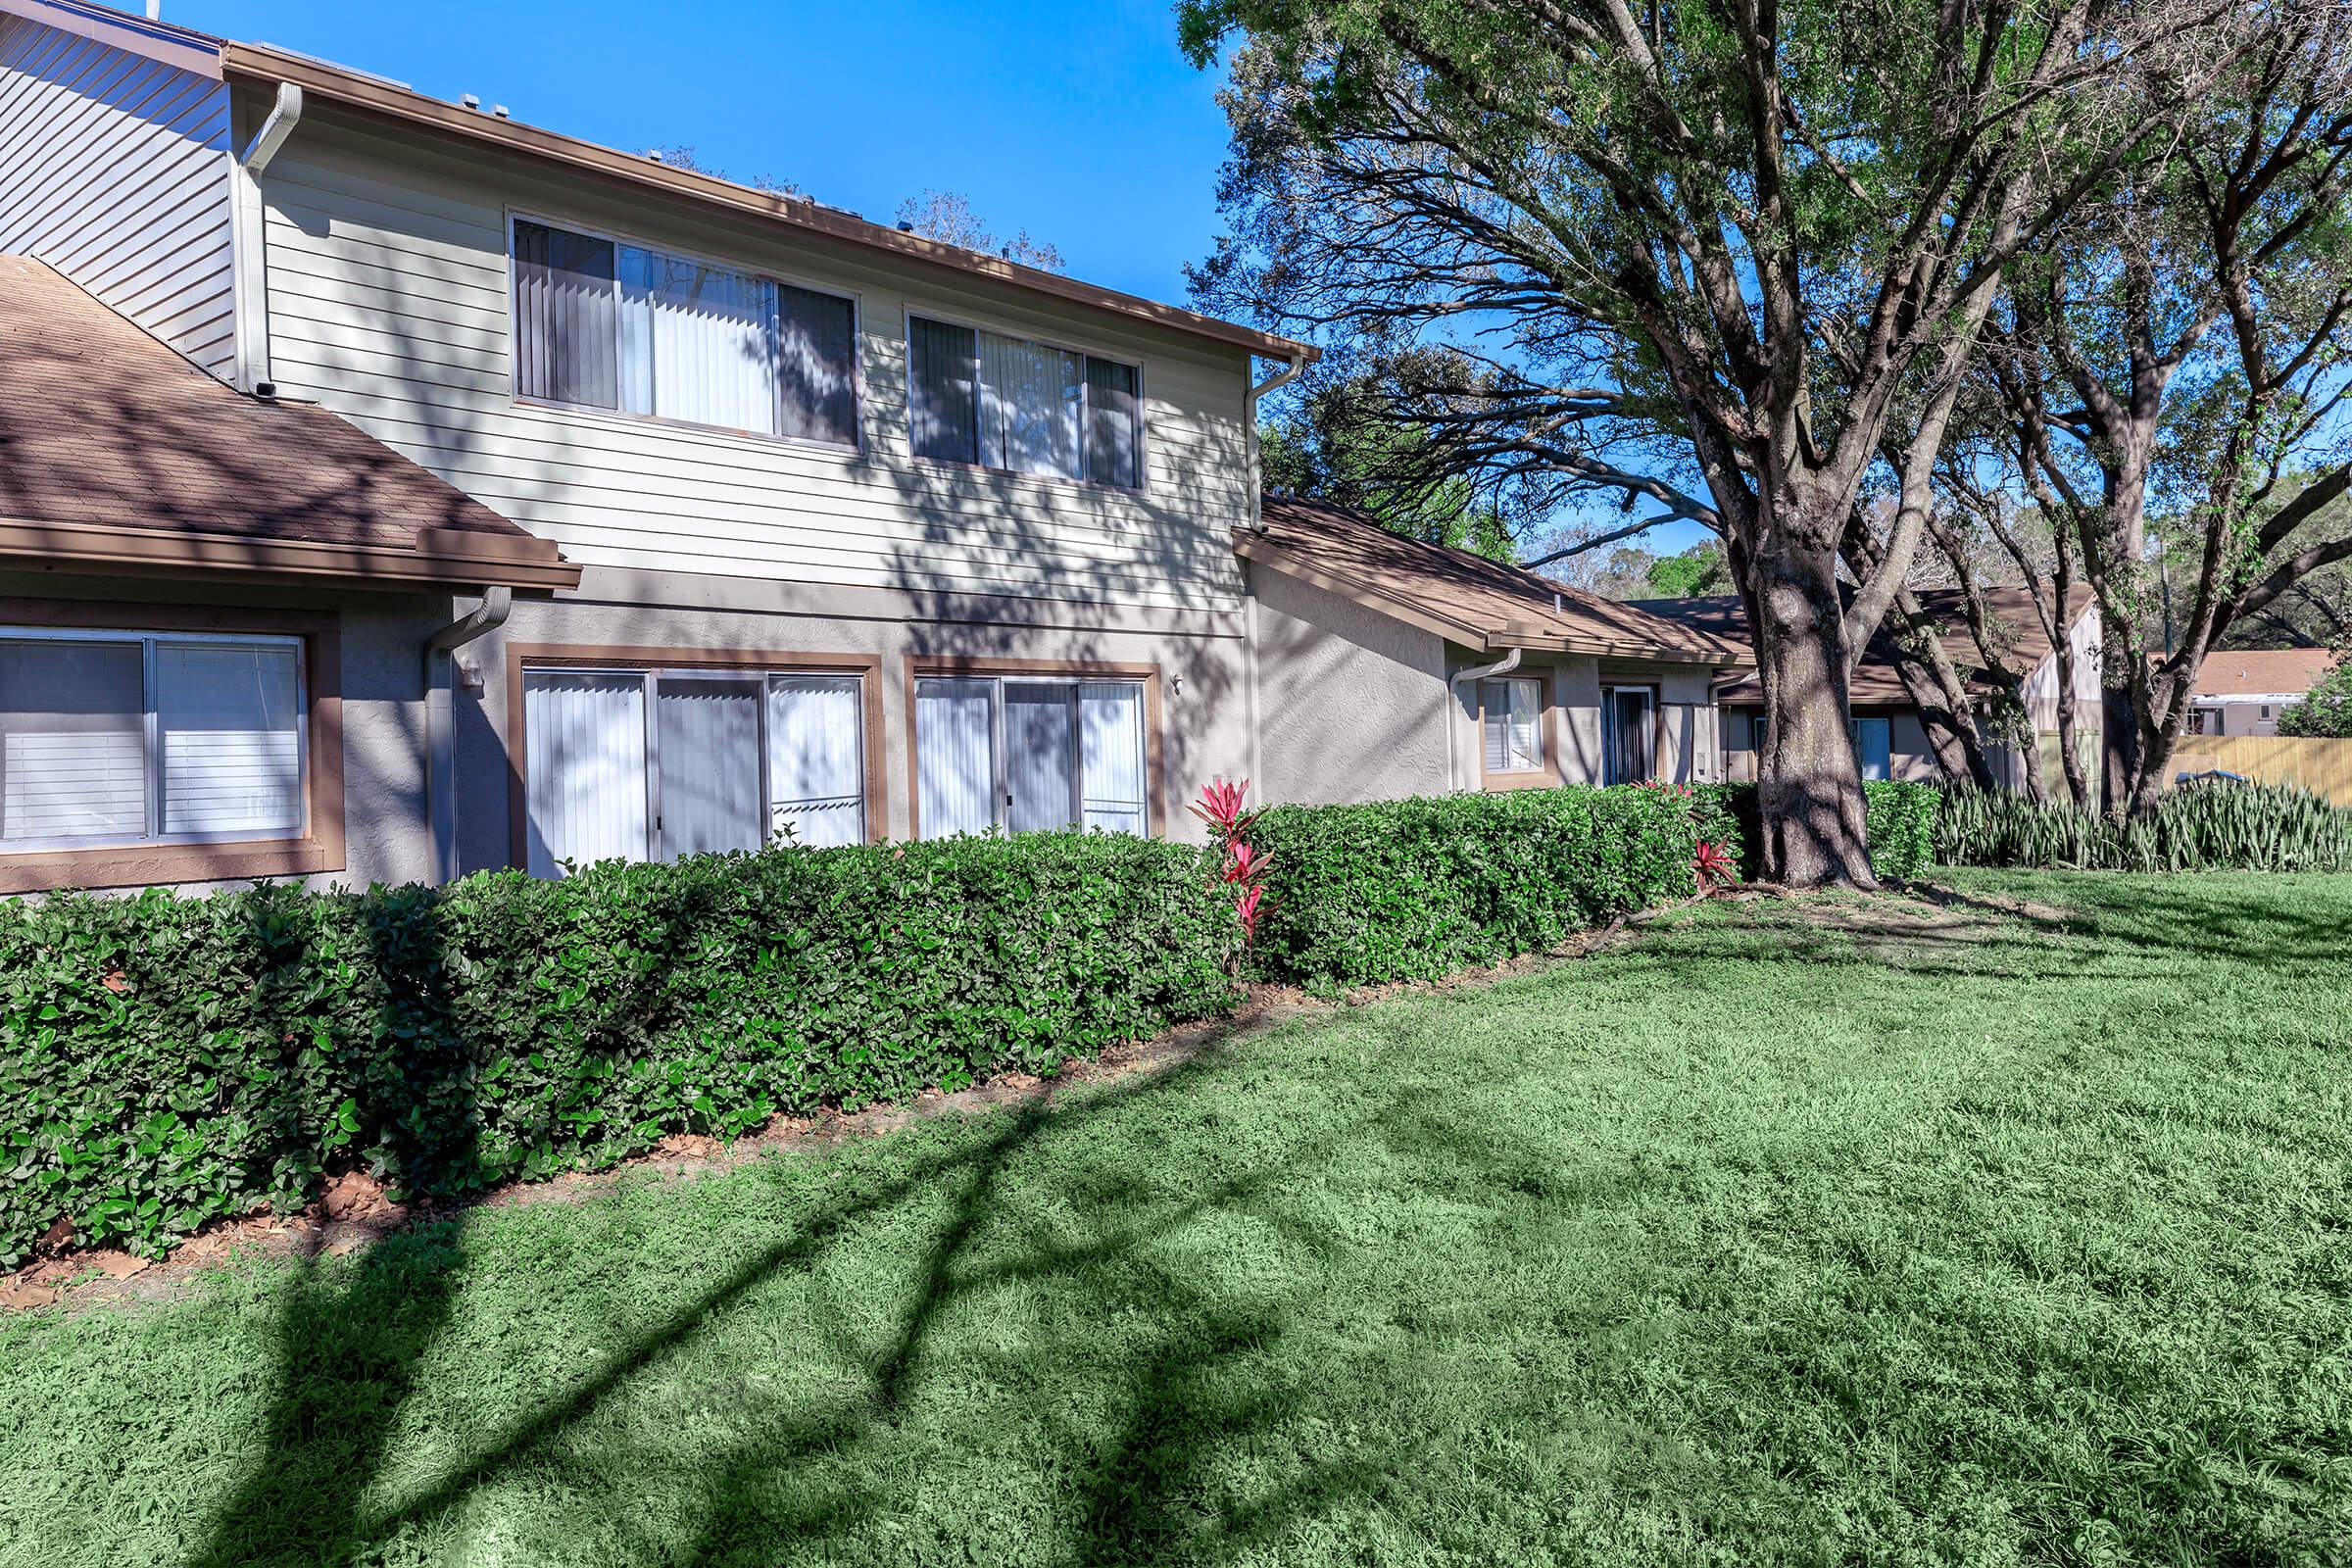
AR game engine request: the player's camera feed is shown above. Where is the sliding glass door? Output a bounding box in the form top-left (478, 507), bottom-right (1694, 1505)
top-left (1004, 683), bottom-right (1080, 833)
top-left (1603, 686), bottom-right (1655, 785)
top-left (914, 675), bottom-right (1148, 839)
top-left (524, 665), bottom-right (866, 875)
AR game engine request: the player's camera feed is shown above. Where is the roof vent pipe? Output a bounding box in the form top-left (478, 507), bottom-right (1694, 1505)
top-left (1446, 646), bottom-right (1523, 791)
top-left (146, 1), bottom-right (161, 19)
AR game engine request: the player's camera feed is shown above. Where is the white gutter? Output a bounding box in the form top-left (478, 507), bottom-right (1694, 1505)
top-left (424, 586), bottom-right (510, 885)
top-left (231, 81), bottom-right (303, 393)
top-left (1446, 646), bottom-right (1522, 792)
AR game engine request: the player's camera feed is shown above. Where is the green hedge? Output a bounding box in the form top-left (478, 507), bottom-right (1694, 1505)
top-left (1242, 784), bottom-right (1734, 987)
top-left (0, 835), bottom-right (1239, 1266)
top-left (1694, 781), bottom-right (1940, 883)
top-left (0, 777), bottom-right (1950, 1265)
top-left (1936, 779), bottom-right (2352, 871)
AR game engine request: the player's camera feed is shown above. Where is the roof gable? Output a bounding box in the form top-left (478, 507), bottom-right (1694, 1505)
top-left (0, 256), bottom-right (575, 589)
top-left (1242, 497), bottom-right (1742, 662)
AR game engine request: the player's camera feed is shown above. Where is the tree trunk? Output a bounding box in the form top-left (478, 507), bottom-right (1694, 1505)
top-left (2099, 607), bottom-right (2145, 814)
top-left (1883, 620), bottom-right (1998, 789)
top-left (2086, 432), bottom-right (2154, 815)
top-left (1753, 538), bottom-right (1874, 889)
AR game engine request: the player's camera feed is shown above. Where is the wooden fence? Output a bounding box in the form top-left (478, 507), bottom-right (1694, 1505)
top-left (2166, 735), bottom-right (2352, 805)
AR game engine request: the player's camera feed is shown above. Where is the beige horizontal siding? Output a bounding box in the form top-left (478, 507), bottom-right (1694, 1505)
top-left (0, 15), bottom-right (234, 378)
top-left (257, 113), bottom-right (1256, 612)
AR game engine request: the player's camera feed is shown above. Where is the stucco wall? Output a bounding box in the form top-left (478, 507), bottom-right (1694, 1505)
top-left (453, 565), bottom-right (1254, 870)
top-left (1249, 565), bottom-right (1450, 807)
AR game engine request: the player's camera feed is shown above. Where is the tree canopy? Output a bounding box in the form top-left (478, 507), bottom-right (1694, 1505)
top-left (1181, 0), bottom-right (2236, 880)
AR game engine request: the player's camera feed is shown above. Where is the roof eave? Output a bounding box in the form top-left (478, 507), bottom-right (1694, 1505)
top-left (220, 42), bottom-right (1319, 368)
top-left (0, 516), bottom-right (583, 593)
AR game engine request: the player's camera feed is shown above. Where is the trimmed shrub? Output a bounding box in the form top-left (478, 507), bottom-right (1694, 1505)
top-left (0, 833), bottom-right (1239, 1265)
top-left (1936, 779), bottom-right (2352, 871)
top-left (1242, 784), bottom-right (1732, 987)
top-left (2278, 655), bottom-right (2352, 737)
top-left (1693, 781), bottom-right (1941, 883)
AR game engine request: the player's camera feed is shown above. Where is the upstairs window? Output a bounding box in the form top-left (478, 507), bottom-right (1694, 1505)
top-left (512, 219), bottom-right (858, 447)
top-left (906, 316), bottom-right (1142, 488)
top-left (0, 630), bottom-right (305, 850)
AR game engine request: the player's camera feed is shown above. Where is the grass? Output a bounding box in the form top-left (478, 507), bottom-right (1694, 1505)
top-left (4, 869), bottom-right (2351, 1566)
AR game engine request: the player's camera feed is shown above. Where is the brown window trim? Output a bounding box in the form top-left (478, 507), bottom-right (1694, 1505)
top-left (503, 643), bottom-right (888, 868)
top-left (904, 656), bottom-right (1166, 840)
top-left (1477, 670), bottom-right (1560, 791)
top-left (0, 602), bottom-right (344, 894)
top-left (1599, 679), bottom-right (1666, 785)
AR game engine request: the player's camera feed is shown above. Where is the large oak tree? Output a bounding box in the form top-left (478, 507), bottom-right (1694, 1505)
top-left (1979, 7), bottom-right (2352, 812)
top-left (1180, 0), bottom-right (2228, 883)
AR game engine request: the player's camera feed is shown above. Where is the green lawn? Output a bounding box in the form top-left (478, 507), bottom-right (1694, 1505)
top-left (5, 870), bottom-right (2351, 1567)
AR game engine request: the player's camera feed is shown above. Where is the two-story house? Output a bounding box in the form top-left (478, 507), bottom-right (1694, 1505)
top-left (0, 0), bottom-right (1344, 893)
top-left (1, 0), bottom-right (1768, 899)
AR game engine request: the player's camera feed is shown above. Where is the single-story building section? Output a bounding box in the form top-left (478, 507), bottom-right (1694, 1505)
top-left (1239, 498), bottom-right (1746, 800)
top-left (2181, 648), bottom-right (2337, 736)
top-left (1630, 586), bottom-right (2100, 790)
top-left (0, 256), bottom-right (576, 896)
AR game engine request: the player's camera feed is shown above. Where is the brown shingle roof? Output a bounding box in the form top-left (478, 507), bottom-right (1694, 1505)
top-left (0, 255), bottom-right (576, 589)
top-left (1631, 585), bottom-right (2093, 705)
top-left (1239, 496), bottom-right (1742, 662)
top-left (2188, 648), bottom-right (2337, 698)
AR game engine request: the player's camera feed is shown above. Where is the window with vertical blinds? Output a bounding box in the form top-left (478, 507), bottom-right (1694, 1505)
top-left (907, 315), bottom-right (1144, 488)
top-left (0, 631), bottom-right (305, 852)
top-left (522, 664), bottom-right (868, 876)
top-left (513, 218), bottom-right (858, 447)
top-left (1481, 677), bottom-right (1544, 774)
top-left (913, 675), bottom-right (1149, 839)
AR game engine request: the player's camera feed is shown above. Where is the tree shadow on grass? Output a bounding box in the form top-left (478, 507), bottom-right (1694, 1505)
top-left (179, 1016), bottom-right (1369, 1567)
top-left (182, 1224), bottom-right (473, 1568)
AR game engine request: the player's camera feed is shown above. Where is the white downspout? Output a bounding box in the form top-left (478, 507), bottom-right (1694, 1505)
top-left (1244, 354), bottom-right (1307, 533)
top-left (231, 81), bottom-right (303, 394)
top-left (424, 587), bottom-right (511, 885)
top-left (1446, 647), bottom-right (1523, 792)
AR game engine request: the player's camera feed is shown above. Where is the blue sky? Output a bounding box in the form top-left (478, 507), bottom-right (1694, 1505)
top-left (168, 0), bottom-right (1232, 306)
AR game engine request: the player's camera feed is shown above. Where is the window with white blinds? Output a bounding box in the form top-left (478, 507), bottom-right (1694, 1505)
top-left (906, 315), bottom-right (1144, 488)
top-left (913, 675), bottom-right (1149, 839)
top-left (514, 218), bottom-right (858, 447)
top-left (1481, 676), bottom-right (1544, 774)
top-left (522, 665), bottom-right (867, 876)
top-left (0, 631), bottom-right (305, 852)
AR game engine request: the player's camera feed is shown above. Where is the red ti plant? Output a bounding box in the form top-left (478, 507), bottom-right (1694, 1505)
top-left (1693, 840), bottom-right (1735, 892)
top-left (1194, 779), bottom-right (1275, 949)
top-left (1189, 776), bottom-right (1259, 839)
